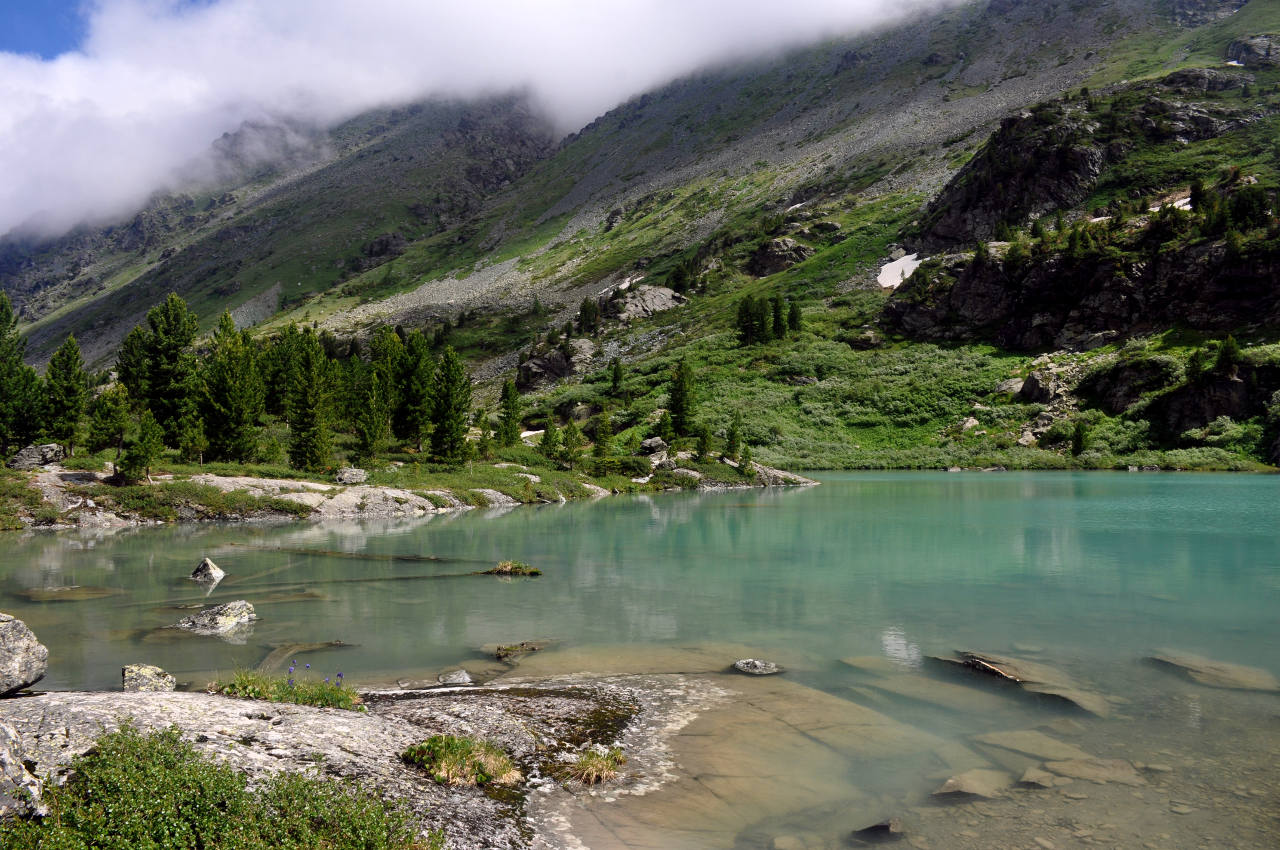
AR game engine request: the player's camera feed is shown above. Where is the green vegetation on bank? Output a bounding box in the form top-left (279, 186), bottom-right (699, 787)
top-left (0, 725), bottom-right (439, 849)
top-left (212, 670), bottom-right (365, 711)
top-left (401, 735), bottom-right (521, 787)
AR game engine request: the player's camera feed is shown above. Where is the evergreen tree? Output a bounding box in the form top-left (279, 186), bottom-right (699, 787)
top-left (787, 300), bottom-right (802, 334)
top-left (202, 313), bottom-right (263, 462)
top-left (725, 412), bottom-right (742, 461)
top-left (475, 409), bottom-right (494, 460)
top-left (352, 368), bottom-right (390, 461)
top-left (260, 324), bottom-right (302, 421)
top-left (496, 379), bottom-right (522, 447)
top-left (561, 420), bottom-right (585, 469)
top-left (119, 410), bottom-right (164, 483)
top-left (430, 345), bottom-right (471, 462)
top-left (116, 325), bottom-right (151, 407)
top-left (540, 418), bottom-right (561, 460)
top-left (399, 330), bottom-right (435, 450)
top-left (578, 298), bottom-right (601, 334)
top-left (770, 294), bottom-right (786, 340)
top-left (668, 358), bottom-right (695, 437)
top-left (174, 399), bottom-right (207, 465)
top-left (695, 426), bottom-right (712, 461)
top-left (739, 442), bottom-right (754, 476)
top-left (369, 326), bottom-right (406, 439)
top-left (654, 410), bottom-right (675, 443)
top-left (0, 292), bottom-right (43, 453)
top-left (609, 357), bottom-right (624, 397)
top-left (143, 293), bottom-right (200, 442)
top-left (44, 335), bottom-right (87, 454)
top-left (737, 298), bottom-right (757, 345)
top-left (287, 330), bottom-right (332, 470)
top-left (1216, 334), bottom-right (1243, 373)
top-left (592, 413), bottom-right (613, 459)
top-left (87, 385), bottom-right (131, 458)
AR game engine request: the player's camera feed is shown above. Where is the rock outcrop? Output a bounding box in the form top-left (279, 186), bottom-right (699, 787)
top-left (122, 664), bottom-right (177, 692)
top-left (748, 238), bottom-right (814, 276)
top-left (174, 601), bottom-right (256, 642)
top-left (6, 444), bottom-right (66, 471)
top-left (604, 285), bottom-right (686, 322)
top-left (0, 720), bottom-right (42, 818)
top-left (1227, 34), bottom-right (1280, 67)
top-left (335, 466), bottom-right (368, 485)
top-left (1172, 0), bottom-right (1249, 28)
top-left (517, 339), bottom-right (596, 390)
top-left (189, 557), bottom-right (225, 584)
top-left (0, 614), bottom-right (48, 697)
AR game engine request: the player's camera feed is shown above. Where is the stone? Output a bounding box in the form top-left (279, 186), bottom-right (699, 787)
top-left (122, 664), bottom-right (176, 692)
top-left (0, 720), bottom-right (42, 818)
top-left (6, 443), bottom-right (66, 471)
top-left (639, 436), bottom-right (669, 454)
top-left (1170, 803), bottom-right (1195, 815)
top-left (437, 669), bottom-right (473, 686)
top-left (189, 557), bottom-right (225, 584)
top-left (671, 468), bottom-right (703, 482)
top-left (961, 417), bottom-right (980, 431)
top-left (1147, 650), bottom-right (1280, 692)
top-left (173, 601), bottom-right (256, 642)
top-left (932, 768), bottom-right (1013, 799)
top-left (0, 614), bottom-right (48, 697)
top-left (1227, 35), bottom-right (1280, 68)
top-left (850, 816), bottom-right (904, 843)
top-left (335, 466), bottom-right (368, 485)
top-left (734, 659), bottom-right (783, 676)
top-left (1018, 372), bottom-right (1057, 404)
top-left (1020, 766), bottom-right (1057, 788)
top-left (748, 238), bottom-right (815, 276)
top-left (974, 730), bottom-right (1092, 762)
top-left (935, 651), bottom-right (1111, 716)
top-left (605, 285), bottom-right (687, 322)
top-left (1043, 758), bottom-right (1146, 786)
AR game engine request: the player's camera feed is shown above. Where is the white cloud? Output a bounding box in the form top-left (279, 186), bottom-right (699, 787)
top-left (0, 0), bottom-right (960, 238)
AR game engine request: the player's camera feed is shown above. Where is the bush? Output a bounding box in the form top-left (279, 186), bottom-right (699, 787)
top-left (559, 746), bottom-right (626, 785)
top-left (0, 724), bottom-right (435, 849)
top-left (212, 670), bottom-right (364, 711)
top-left (401, 735), bottom-right (520, 787)
top-left (482, 560), bottom-right (542, 576)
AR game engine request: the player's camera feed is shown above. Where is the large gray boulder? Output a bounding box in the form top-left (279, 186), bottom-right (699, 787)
top-left (0, 720), bottom-right (42, 818)
top-left (122, 664), bottom-right (177, 693)
top-left (0, 614), bottom-right (48, 697)
top-left (174, 601), bottom-right (256, 643)
top-left (6, 444), bottom-right (66, 471)
top-left (335, 467), bottom-right (368, 485)
top-left (605, 285), bottom-right (687, 322)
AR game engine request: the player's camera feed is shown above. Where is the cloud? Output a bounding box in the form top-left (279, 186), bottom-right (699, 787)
top-left (0, 0), bottom-right (960, 239)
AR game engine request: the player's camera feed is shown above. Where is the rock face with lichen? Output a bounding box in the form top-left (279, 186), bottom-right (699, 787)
top-left (122, 664), bottom-right (177, 693)
top-left (0, 614), bottom-right (47, 697)
top-left (0, 720), bottom-right (43, 818)
top-left (174, 601), bottom-right (256, 642)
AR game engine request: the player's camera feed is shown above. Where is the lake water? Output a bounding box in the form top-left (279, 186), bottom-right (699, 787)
top-left (2, 472), bottom-right (1278, 848)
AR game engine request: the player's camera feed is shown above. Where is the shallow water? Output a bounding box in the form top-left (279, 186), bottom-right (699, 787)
top-left (2, 472), bottom-right (1278, 847)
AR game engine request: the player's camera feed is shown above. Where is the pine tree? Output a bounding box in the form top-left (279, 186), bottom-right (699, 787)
top-left (737, 298), bottom-right (757, 346)
top-left (771, 294), bottom-right (786, 340)
top-left (400, 330), bottom-right (435, 451)
top-left (119, 410), bottom-right (164, 483)
top-left (175, 400), bottom-right (207, 465)
top-left (561, 420), bottom-right (585, 469)
top-left (143, 293), bottom-right (200, 442)
top-left (0, 292), bottom-right (43, 454)
top-left (696, 426), bottom-right (712, 461)
top-left (430, 345), bottom-right (471, 462)
top-left (44, 335), bottom-right (87, 454)
top-left (787, 300), bottom-right (802, 334)
top-left (370, 326), bottom-right (407, 440)
top-left (725, 411), bottom-right (742, 461)
top-left (593, 413), bottom-right (613, 459)
top-left (261, 324), bottom-right (302, 421)
top-left (540, 418), bottom-right (562, 460)
top-left (87, 385), bottom-right (130, 458)
top-left (739, 442), bottom-right (754, 476)
top-left (353, 369), bottom-right (390, 461)
top-left (655, 410), bottom-right (675, 443)
top-left (287, 330), bottom-right (332, 471)
top-left (668, 358), bottom-right (695, 437)
top-left (116, 325), bottom-right (151, 407)
top-left (203, 313), bottom-right (263, 462)
top-left (609, 357), bottom-right (624, 397)
top-left (475, 409), bottom-right (494, 460)
top-left (496, 379), bottom-right (522, 447)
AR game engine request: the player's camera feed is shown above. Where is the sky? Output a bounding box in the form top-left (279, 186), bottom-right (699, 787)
top-left (0, 0), bottom-right (962, 240)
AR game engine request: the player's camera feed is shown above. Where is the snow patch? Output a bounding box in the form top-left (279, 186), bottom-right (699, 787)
top-left (877, 253), bottom-right (923, 289)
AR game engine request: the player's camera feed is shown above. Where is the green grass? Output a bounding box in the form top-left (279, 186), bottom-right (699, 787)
top-left (401, 735), bottom-right (521, 787)
top-left (0, 469), bottom-right (42, 530)
top-left (0, 724), bottom-right (439, 849)
top-left (559, 747), bottom-right (627, 785)
top-left (482, 560), bottom-right (542, 576)
top-left (78, 480), bottom-right (316, 522)
top-left (212, 670), bottom-right (365, 711)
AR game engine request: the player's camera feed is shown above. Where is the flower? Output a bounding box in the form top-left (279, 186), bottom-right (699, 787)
top-left (305, 664), bottom-right (310, 669)
top-left (324, 677), bottom-right (330, 683)
top-left (336, 672), bottom-right (343, 679)
top-left (288, 679), bottom-right (295, 687)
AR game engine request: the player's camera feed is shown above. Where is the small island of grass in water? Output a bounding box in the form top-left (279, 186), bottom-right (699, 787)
top-left (480, 560), bottom-right (542, 576)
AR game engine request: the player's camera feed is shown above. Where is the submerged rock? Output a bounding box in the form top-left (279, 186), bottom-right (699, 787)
top-left (438, 669), bottom-right (473, 686)
top-left (932, 768), bottom-right (1013, 799)
top-left (850, 816), bottom-right (904, 844)
top-left (733, 659), bottom-right (783, 676)
top-left (122, 664), bottom-right (176, 692)
top-left (1043, 758), bottom-right (1146, 786)
top-left (0, 614), bottom-right (48, 697)
top-left (189, 557), bottom-right (225, 584)
top-left (174, 601), bottom-right (256, 642)
top-left (1147, 650), bottom-right (1280, 692)
top-left (973, 730), bottom-right (1092, 762)
top-left (934, 651), bottom-right (1110, 716)
top-left (1019, 766), bottom-right (1057, 788)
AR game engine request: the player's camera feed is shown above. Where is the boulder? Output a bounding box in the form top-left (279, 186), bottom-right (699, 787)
top-left (748, 238), bottom-right (814, 276)
top-left (0, 614), bottom-right (48, 697)
top-left (335, 467), bottom-right (368, 485)
top-left (639, 436), bottom-right (668, 454)
top-left (1018, 372), bottom-right (1058, 404)
top-left (1227, 35), bottom-right (1279, 68)
top-left (973, 730), bottom-right (1092, 762)
top-left (174, 601), bottom-right (256, 642)
top-left (122, 664), bottom-right (176, 692)
top-left (517, 339), bottom-right (597, 391)
top-left (932, 768), bottom-right (1013, 799)
top-left (605, 285), bottom-right (687, 322)
top-left (671, 468), bottom-right (703, 482)
top-left (733, 659), bottom-right (783, 676)
top-left (1163, 67), bottom-right (1254, 93)
top-left (189, 557), bottom-right (225, 584)
top-left (934, 651), bottom-right (1110, 716)
top-left (850, 816), bottom-right (904, 843)
top-left (437, 669), bottom-right (473, 686)
top-left (1147, 650), bottom-right (1279, 692)
top-left (6, 444), bottom-right (66, 471)
top-left (995, 378), bottom-right (1025, 394)
top-left (0, 720), bottom-right (42, 818)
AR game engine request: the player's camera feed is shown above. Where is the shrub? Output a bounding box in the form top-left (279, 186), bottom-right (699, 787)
top-left (212, 670), bottom-right (364, 711)
top-left (559, 746), bottom-right (626, 785)
top-left (482, 560), bottom-right (542, 576)
top-left (0, 724), bottom-right (434, 849)
top-left (401, 735), bottom-right (520, 787)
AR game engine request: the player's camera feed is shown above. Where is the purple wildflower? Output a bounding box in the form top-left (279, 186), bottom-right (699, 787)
top-left (288, 678), bottom-right (295, 687)
top-left (305, 664), bottom-right (310, 669)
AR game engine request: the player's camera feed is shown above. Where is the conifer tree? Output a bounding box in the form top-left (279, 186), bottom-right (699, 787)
top-left (142, 293), bottom-right (200, 442)
top-left (287, 330), bottom-right (332, 470)
top-left (119, 410), bottom-right (164, 483)
top-left (261, 324), bottom-right (302, 421)
top-left (496, 379), bottom-right (522, 447)
top-left (399, 330), bottom-right (434, 450)
top-left (175, 398), bottom-right (207, 465)
top-left (592, 413), bottom-right (613, 459)
top-left (370, 326), bottom-right (406, 438)
top-left (353, 368), bottom-right (390, 461)
top-left (726, 411), bottom-right (742, 461)
top-left (668, 358), bottom-right (695, 437)
top-left (540, 418), bottom-right (561, 460)
top-left (770, 294), bottom-right (786, 339)
top-left (203, 313), bottom-right (263, 462)
top-left (739, 442), bottom-right (754, 476)
top-left (116, 325), bottom-right (151, 407)
top-left (44, 335), bottom-right (87, 454)
top-left (696, 426), bottom-right (712, 461)
top-left (0, 292), bottom-right (43, 453)
top-left (475, 409), bottom-right (494, 460)
top-left (87, 385), bottom-right (130, 458)
top-left (787, 300), bottom-right (802, 334)
top-left (609, 357), bottom-right (624, 397)
top-left (561, 420), bottom-right (585, 469)
top-left (655, 410), bottom-right (675, 443)
top-left (430, 345), bottom-right (471, 462)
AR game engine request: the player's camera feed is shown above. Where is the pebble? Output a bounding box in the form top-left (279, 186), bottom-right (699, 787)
top-left (1170, 804), bottom-right (1195, 815)
top-left (1034, 838), bottom-right (1055, 849)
